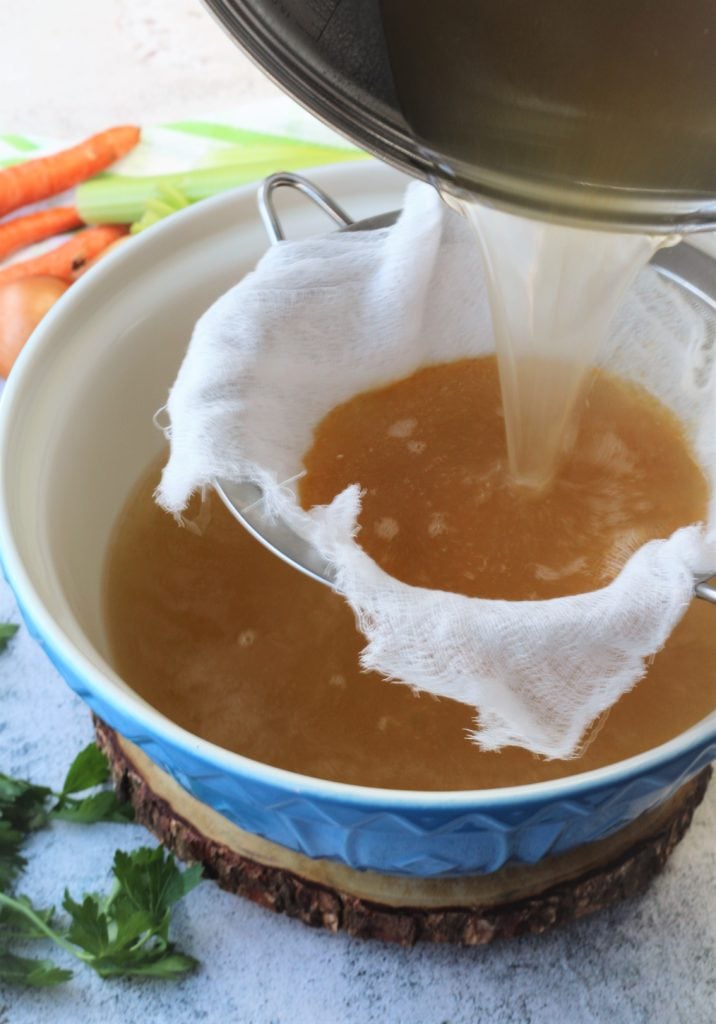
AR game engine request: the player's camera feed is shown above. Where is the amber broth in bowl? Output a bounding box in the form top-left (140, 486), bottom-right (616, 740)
top-left (104, 356), bottom-right (715, 791)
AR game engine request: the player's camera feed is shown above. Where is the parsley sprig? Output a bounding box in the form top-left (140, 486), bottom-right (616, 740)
top-left (0, 739), bottom-right (202, 986)
top-left (0, 623), bottom-right (18, 654)
top-left (0, 774), bottom-right (53, 889)
top-left (0, 742), bottom-right (134, 891)
top-left (50, 742), bottom-right (136, 825)
top-left (0, 847), bottom-right (202, 983)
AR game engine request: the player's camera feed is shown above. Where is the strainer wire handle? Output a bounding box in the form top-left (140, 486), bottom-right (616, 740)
top-left (258, 172), bottom-right (354, 244)
top-left (695, 576), bottom-right (716, 604)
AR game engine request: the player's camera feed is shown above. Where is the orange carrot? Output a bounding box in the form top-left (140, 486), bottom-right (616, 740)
top-left (0, 206), bottom-right (83, 262)
top-left (0, 126), bottom-right (140, 218)
top-left (0, 225), bottom-right (128, 285)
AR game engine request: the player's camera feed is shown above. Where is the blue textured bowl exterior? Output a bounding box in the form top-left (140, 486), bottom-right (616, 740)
top-left (8, 581), bottom-right (715, 879)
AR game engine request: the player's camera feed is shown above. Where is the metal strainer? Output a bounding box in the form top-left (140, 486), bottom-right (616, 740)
top-left (215, 172), bottom-right (716, 604)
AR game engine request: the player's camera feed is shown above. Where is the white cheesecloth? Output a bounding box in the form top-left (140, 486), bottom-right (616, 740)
top-left (157, 182), bottom-right (716, 759)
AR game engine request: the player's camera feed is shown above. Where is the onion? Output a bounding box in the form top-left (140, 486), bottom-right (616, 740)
top-left (0, 275), bottom-right (69, 378)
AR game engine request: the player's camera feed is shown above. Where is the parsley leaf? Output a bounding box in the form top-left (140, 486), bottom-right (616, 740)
top-left (0, 891), bottom-right (73, 986)
top-left (0, 775), bottom-right (52, 887)
top-left (0, 774), bottom-right (52, 834)
top-left (60, 744), bottom-right (110, 795)
top-left (62, 847), bottom-right (201, 979)
top-left (0, 623), bottom-right (18, 654)
top-left (0, 894), bottom-right (56, 941)
top-left (112, 846), bottom-right (203, 919)
top-left (50, 744), bottom-right (134, 825)
top-left (51, 790), bottom-right (135, 825)
top-left (0, 951), bottom-right (73, 987)
top-left (0, 820), bottom-right (27, 889)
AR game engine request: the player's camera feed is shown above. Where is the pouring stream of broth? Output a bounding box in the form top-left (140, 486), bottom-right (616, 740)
top-left (456, 200), bottom-right (673, 487)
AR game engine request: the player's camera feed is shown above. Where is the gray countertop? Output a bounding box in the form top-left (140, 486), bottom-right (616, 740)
top-left (2, 574), bottom-right (714, 1023)
top-left (0, 2), bottom-right (714, 1020)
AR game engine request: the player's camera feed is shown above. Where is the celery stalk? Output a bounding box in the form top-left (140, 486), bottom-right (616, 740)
top-left (76, 146), bottom-right (366, 225)
top-left (163, 121), bottom-right (351, 154)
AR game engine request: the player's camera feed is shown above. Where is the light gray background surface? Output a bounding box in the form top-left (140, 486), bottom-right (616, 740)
top-left (2, 580), bottom-right (714, 1023)
top-left (1, 2), bottom-right (714, 1021)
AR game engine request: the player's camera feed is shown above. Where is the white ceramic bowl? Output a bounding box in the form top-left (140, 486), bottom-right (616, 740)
top-left (1, 161), bottom-right (714, 878)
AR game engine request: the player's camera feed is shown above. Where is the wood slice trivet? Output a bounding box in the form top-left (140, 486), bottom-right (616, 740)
top-left (95, 718), bottom-right (710, 947)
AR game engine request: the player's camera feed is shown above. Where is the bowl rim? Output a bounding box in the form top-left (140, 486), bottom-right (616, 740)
top-left (0, 159), bottom-right (714, 811)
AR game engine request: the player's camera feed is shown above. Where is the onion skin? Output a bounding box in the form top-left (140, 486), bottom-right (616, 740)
top-left (0, 275), bottom-right (69, 378)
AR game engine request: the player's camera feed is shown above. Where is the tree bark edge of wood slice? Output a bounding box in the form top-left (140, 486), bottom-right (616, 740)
top-left (94, 716), bottom-right (711, 948)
